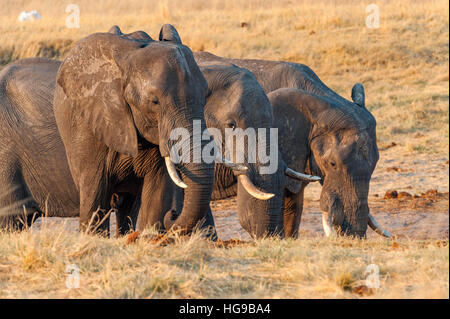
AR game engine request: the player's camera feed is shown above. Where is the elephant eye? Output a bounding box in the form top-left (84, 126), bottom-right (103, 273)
top-left (151, 97), bottom-right (159, 105)
top-left (226, 120), bottom-right (236, 130)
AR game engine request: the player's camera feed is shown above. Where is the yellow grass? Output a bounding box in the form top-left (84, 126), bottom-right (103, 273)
top-left (0, 0), bottom-right (448, 298)
top-left (0, 222), bottom-right (448, 298)
top-left (0, 0), bottom-right (448, 154)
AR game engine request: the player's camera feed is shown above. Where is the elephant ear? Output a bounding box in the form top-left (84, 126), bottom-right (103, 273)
top-left (351, 83), bottom-right (365, 107)
top-left (108, 25), bottom-right (123, 35)
top-left (56, 33), bottom-right (138, 157)
top-left (109, 25), bottom-right (153, 43)
top-left (158, 24), bottom-right (182, 43)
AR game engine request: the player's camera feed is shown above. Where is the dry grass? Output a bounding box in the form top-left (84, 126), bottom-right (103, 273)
top-left (0, 0), bottom-right (448, 298)
top-left (0, 221), bottom-right (448, 298)
top-left (0, 0), bottom-right (448, 154)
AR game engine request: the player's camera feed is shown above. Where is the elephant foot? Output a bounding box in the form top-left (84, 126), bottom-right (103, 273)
top-left (163, 209), bottom-right (179, 231)
top-left (163, 208), bottom-right (217, 241)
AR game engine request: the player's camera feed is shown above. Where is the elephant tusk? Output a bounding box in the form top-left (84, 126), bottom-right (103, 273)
top-left (238, 174), bottom-right (275, 200)
top-left (164, 157), bottom-right (187, 189)
top-left (285, 168), bottom-right (321, 182)
top-left (368, 213), bottom-right (392, 238)
top-left (216, 156), bottom-right (248, 172)
top-left (322, 212), bottom-right (336, 237)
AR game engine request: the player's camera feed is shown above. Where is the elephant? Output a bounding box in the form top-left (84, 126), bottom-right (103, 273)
top-left (0, 58), bottom-right (79, 229)
top-left (193, 51), bottom-right (390, 238)
top-left (106, 24), bottom-right (318, 239)
top-left (194, 51), bottom-right (355, 105)
top-left (0, 25), bottom-right (216, 237)
top-left (268, 88), bottom-right (391, 238)
top-left (145, 59), bottom-right (320, 239)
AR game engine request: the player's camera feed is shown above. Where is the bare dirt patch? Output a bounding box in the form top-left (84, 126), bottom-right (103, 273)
top-left (211, 193), bottom-right (449, 241)
top-left (210, 150), bottom-right (449, 241)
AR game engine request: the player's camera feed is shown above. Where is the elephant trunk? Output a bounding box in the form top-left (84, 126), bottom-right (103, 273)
top-left (344, 180), bottom-right (372, 237)
top-left (166, 161), bottom-right (214, 234)
top-left (320, 176), bottom-right (388, 238)
top-left (161, 117), bottom-right (215, 234)
top-left (236, 159), bottom-right (285, 238)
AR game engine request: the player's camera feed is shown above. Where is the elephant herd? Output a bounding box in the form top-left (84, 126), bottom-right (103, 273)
top-left (0, 24), bottom-right (391, 240)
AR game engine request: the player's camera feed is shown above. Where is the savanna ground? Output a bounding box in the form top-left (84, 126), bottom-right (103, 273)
top-left (0, 0), bottom-right (448, 298)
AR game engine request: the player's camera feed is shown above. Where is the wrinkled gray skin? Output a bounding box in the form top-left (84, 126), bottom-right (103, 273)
top-left (156, 62), bottom-right (286, 238)
top-left (0, 58), bottom-right (79, 229)
top-left (269, 88), bottom-right (378, 237)
top-left (194, 52), bottom-right (378, 237)
top-left (0, 25), bottom-right (215, 237)
top-left (54, 25), bottom-right (214, 236)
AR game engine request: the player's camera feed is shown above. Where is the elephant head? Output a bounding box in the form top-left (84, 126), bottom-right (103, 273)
top-left (271, 84), bottom-right (389, 238)
top-left (54, 25), bottom-right (214, 234)
top-left (199, 63), bottom-right (319, 238)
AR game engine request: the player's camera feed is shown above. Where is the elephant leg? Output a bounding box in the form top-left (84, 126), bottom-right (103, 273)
top-left (198, 205), bottom-right (217, 241)
top-left (137, 169), bottom-right (174, 232)
top-left (78, 175), bottom-right (111, 236)
top-left (0, 157), bottom-right (41, 230)
top-left (283, 185), bottom-right (306, 238)
top-left (111, 192), bottom-right (139, 236)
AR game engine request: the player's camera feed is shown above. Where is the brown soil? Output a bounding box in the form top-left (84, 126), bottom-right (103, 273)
top-left (211, 193), bottom-right (449, 240)
top-left (210, 149), bottom-right (449, 241)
